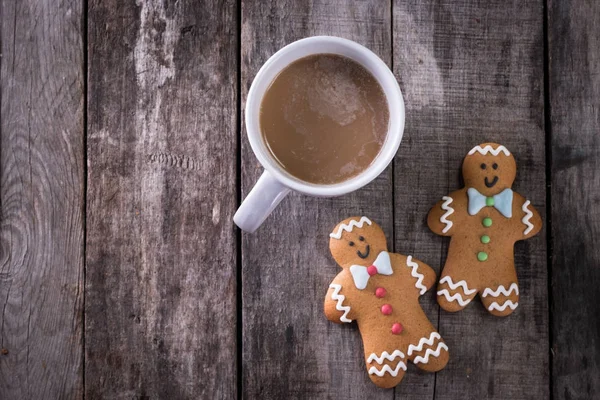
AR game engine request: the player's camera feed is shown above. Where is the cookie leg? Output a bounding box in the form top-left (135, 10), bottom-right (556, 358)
top-left (480, 281), bottom-right (520, 317)
top-left (364, 348), bottom-right (407, 388)
top-left (436, 272), bottom-right (478, 312)
top-left (406, 331), bottom-right (449, 372)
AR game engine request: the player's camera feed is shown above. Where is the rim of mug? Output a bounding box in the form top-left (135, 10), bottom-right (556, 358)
top-left (245, 36), bottom-right (405, 197)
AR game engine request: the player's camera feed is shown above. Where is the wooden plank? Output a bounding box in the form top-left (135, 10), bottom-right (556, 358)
top-left (0, 0), bottom-right (84, 398)
top-left (240, 1), bottom-right (395, 398)
top-left (85, 1), bottom-right (238, 398)
top-left (548, 2), bottom-right (600, 398)
top-left (392, 1), bottom-right (549, 399)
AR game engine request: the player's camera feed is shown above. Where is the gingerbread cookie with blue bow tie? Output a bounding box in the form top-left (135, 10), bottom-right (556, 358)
top-left (324, 217), bottom-right (449, 388)
top-left (427, 143), bottom-right (542, 317)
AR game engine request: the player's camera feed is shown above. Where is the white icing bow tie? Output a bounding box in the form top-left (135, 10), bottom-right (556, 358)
top-left (467, 188), bottom-right (513, 218)
top-left (349, 252), bottom-right (393, 290)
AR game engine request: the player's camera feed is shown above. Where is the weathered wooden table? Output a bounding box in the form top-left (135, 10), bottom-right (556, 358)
top-left (1, 1), bottom-right (599, 399)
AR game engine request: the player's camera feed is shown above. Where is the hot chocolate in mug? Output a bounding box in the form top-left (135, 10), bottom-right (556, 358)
top-left (234, 36), bottom-right (405, 233)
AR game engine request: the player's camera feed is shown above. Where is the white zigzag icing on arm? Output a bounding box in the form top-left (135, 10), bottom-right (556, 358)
top-left (329, 284), bottom-right (352, 323)
top-left (413, 342), bottom-right (449, 364)
top-left (329, 217), bottom-right (372, 239)
top-left (437, 289), bottom-right (472, 307)
top-left (440, 196), bottom-right (454, 233)
top-left (406, 256), bottom-right (427, 295)
top-left (467, 145), bottom-right (511, 156)
top-left (522, 200), bottom-right (534, 235)
top-left (367, 350), bottom-right (405, 364)
top-left (439, 276), bottom-right (477, 295)
top-left (487, 300), bottom-right (519, 312)
top-left (368, 362), bottom-right (407, 377)
top-left (407, 332), bottom-right (441, 356)
top-left (482, 283), bottom-right (519, 298)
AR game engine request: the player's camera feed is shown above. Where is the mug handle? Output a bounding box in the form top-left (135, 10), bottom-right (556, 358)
top-left (234, 171), bottom-right (291, 233)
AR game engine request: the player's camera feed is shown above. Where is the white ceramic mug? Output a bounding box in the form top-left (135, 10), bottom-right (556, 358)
top-left (234, 36), bottom-right (405, 233)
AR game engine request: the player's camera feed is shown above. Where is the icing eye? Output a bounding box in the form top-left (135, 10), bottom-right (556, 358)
top-left (493, 163), bottom-right (498, 170)
top-left (480, 163), bottom-right (487, 170)
top-left (359, 236), bottom-right (365, 241)
top-left (349, 241), bottom-right (355, 247)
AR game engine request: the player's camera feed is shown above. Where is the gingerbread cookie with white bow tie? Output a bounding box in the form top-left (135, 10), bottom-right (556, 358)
top-left (324, 217), bottom-right (449, 389)
top-left (427, 143), bottom-right (542, 317)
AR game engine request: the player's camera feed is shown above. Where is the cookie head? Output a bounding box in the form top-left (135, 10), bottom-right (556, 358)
top-left (462, 143), bottom-right (517, 195)
top-left (329, 217), bottom-right (388, 267)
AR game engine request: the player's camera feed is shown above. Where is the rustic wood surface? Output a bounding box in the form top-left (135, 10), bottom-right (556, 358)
top-left (0, 0), bottom-right (84, 398)
top-left (548, 1), bottom-right (600, 398)
top-left (85, 0), bottom-right (238, 398)
top-left (240, 2), bottom-right (394, 399)
top-left (393, 1), bottom-right (549, 399)
top-left (0, 0), bottom-right (598, 399)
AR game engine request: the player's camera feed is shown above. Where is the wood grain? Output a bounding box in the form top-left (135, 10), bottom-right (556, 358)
top-left (240, 1), bottom-right (394, 399)
top-left (86, 0), bottom-right (238, 398)
top-left (0, 0), bottom-right (84, 398)
top-left (392, 1), bottom-right (548, 399)
top-left (548, 1), bottom-right (600, 398)
top-left (5, 0), bottom-right (598, 397)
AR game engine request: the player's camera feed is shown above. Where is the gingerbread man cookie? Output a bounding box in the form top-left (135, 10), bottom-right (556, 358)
top-left (427, 143), bottom-right (542, 317)
top-left (324, 217), bottom-right (449, 388)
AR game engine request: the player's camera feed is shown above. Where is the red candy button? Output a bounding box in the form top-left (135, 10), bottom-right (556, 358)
top-left (375, 287), bottom-right (387, 298)
top-left (391, 323), bottom-right (403, 335)
top-left (367, 265), bottom-right (378, 276)
top-left (381, 304), bottom-right (393, 315)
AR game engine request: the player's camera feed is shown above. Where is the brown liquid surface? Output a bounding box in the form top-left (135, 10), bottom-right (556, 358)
top-left (260, 54), bottom-right (389, 184)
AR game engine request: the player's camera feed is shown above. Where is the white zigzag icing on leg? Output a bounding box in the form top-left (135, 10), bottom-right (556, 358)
top-left (407, 332), bottom-right (441, 356)
top-left (487, 300), bottom-right (519, 312)
top-left (413, 342), bottom-right (449, 364)
top-left (329, 284), bottom-right (352, 323)
top-left (406, 256), bottom-right (427, 295)
top-left (482, 283), bottom-right (519, 298)
top-left (439, 276), bottom-right (477, 295)
top-left (437, 289), bottom-right (472, 307)
top-left (367, 350), bottom-right (405, 364)
top-left (522, 200), bottom-right (534, 235)
top-left (368, 362), bottom-right (407, 377)
top-left (440, 196), bottom-right (454, 233)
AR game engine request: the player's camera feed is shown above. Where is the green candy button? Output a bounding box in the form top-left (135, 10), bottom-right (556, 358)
top-left (481, 235), bottom-right (491, 244)
top-left (477, 252), bottom-right (488, 262)
top-left (486, 197), bottom-right (495, 207)
top-left (482, 217), bottom-right (493, 227)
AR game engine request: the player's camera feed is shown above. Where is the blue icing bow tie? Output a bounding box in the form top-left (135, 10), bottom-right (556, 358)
top-left (467, 188), bottom-right (513, 218)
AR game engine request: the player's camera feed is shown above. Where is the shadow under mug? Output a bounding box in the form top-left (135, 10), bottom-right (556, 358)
top-left (234, 36), bottom-right (405, 233)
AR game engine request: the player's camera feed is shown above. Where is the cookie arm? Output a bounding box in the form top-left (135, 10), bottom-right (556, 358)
top-left (405, 255), bottom-right (437, 293)
top-left (514, 193), bottom-right (542, 239)
top-left (324, 277), bottom-right (354, 324)
top-left (427, 195), bottom-right (456, 237)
